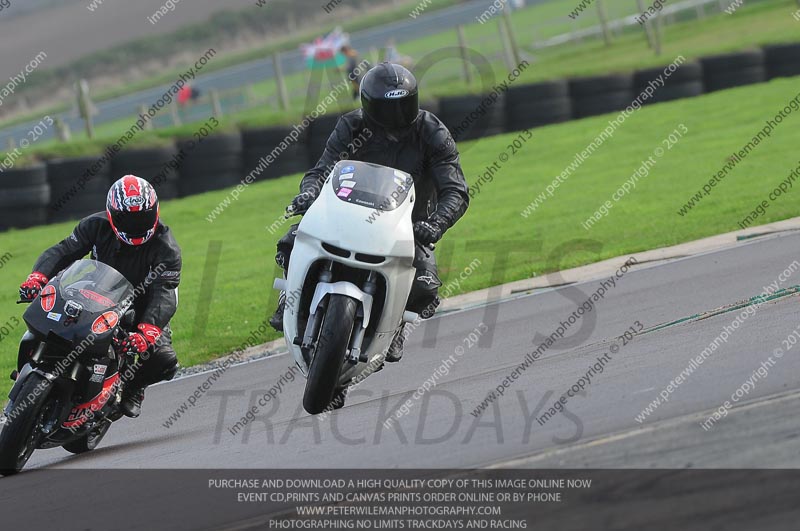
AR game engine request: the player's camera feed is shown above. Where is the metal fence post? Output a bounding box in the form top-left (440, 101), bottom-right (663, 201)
top-left (211, 89), bottom-right (223, 118)
top-left (696, 3), bottom-right (706, 19)
top-left (273, 51), bottom-right (290, 112)
top-left (77, 79), bottom-right (95, 139)
top-left (498, 18), bottom-right (515, 71)
top-left (654, 12), bottom-right (663, 56)
top-left (596, 0), bottom-right (613, 46)
top-left (54, 117), bottom-right (71, 142)
top-left (170, 100), bottom-right (182, 126)
top-left (456, 26), bottom-right (474, 85)
top-left (502, 5), bottom-right (521, 66)
top-left (636, 0), bottom-right (658, 53)
top-left (138, 104), bottom-right (153, 130)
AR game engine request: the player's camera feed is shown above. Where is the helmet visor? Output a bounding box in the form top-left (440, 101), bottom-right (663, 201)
top-left (367, 92), bottom-right (419, 130)
top-left (111, 208), bottom-right (158, 238)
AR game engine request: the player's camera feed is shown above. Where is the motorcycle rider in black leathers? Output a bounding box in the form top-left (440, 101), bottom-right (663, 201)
top-left (270, 62), bottom-right (470, 361)
top-left (18, 176), bottom-right (181, 418)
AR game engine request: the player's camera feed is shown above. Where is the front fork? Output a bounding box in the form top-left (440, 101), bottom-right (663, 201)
top-left (299, 262), bottom-right (378, 365)
top-left (299, 261), bottom-right (334, 364)
top-left (349, 271), bottom-right (378, 363)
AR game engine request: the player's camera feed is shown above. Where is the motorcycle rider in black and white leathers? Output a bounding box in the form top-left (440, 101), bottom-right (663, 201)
top-left (271, 62), bottom-right (470, 361)
top-left (19, 176), bottom-right (181, 418)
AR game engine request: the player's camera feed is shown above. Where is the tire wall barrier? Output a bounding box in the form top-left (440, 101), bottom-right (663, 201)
top-left (503, 79), bottom-right (572, 133)
top-left (306, 114), bottom-right (342, 167)
top-left (700, 49), bottom-right (766, 93)
top-left (176, 133), bottom-right (243, 197)
top-left (0, 164), bottom-right (49, 230)
top-left (47, 157), bottom-right (111, 223)
top-left (569, 73), bottom-right (635, 119)
top-left (242, 126), bottom-right (309, 181)
top-left (633, 61), bottom-right (704, 105)
top-left (111, 146), bottom-right (181, 201)
top-left (438, 93), bottom-right (506, 141)
top-left (2, 42), bottom-right (799, 232)
top-left (763, 43), bottom-right (800, 80)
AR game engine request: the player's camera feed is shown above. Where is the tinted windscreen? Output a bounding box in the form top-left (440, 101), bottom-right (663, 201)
top-left (58, 260), bottom-right (134, 312)
top-left (331, 161), bottom-right (413, 211)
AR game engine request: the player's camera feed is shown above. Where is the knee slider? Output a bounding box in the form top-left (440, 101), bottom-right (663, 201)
top-left (420, 296), bottom-right (440, 319)
top-left (275, 250), bottom-right (289, 270)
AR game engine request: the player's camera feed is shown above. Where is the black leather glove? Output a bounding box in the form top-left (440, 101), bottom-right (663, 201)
top-left (287, 190), bottom-right (316, 215)
top-left (413, 219), bottom-right (444, 245)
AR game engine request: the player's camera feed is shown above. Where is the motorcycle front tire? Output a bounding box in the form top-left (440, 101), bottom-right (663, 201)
top-left (303, 294), bottom-right (358, 415)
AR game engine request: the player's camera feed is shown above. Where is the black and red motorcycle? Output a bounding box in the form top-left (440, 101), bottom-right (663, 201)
top-left (0, 259), bottom-right (138, 475)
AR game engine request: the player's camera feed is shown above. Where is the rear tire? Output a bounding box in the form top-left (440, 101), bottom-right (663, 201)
top-left (0, 373), bottom-right (51, 475)
top-left (303, 295), bottom-right (358, 415)
top-left (63, 420), bottom-right (112, 454)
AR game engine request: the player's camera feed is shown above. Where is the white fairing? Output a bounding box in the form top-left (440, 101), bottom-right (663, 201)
top-left (280, 161), bottom-right (417, 375)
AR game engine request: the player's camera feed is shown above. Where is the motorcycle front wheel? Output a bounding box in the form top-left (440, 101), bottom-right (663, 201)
top-left (0, 373), bottom-right (52, 475)
top-left (303, 294), bottom-right (357, 415)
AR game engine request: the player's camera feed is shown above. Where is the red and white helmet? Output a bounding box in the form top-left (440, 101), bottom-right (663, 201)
top-left (106, 175), bottom-right (160, 246)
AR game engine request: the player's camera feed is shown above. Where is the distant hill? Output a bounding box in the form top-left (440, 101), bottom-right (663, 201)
top-left (0, 0), bottom-right (257, 75)
top-left (0, 0), bottom-right (412, 118)
top-left (0, 0), bottom-right (83, 19)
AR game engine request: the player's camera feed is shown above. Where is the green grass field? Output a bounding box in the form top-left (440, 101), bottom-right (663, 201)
top-left (1, 75), bottom-right (800, 397)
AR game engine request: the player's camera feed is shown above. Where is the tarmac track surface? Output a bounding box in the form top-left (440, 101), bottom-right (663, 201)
top-left (3, 231), bottom-right (800, 530)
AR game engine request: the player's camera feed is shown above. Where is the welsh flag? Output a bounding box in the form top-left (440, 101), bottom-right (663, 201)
top-left (300, 27), bottom-right (349, 70)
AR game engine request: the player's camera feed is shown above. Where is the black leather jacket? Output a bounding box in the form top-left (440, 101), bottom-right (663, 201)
top-left (32, 212), bottom-right (182, 329)
top-left (301, 109), bottom-right (470, 230)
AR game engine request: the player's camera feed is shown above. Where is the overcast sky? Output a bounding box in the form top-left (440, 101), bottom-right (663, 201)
top-left (0, 0), bottom-right (257, 79)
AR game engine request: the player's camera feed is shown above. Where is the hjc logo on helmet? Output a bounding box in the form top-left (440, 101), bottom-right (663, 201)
top-left (384, 89), bottom-right (409, 99)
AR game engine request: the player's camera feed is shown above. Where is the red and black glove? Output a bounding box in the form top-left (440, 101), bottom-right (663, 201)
top-left (119, 323), bottom-right (162, 357)
top-left (19, 272), bottom-right (48, 301)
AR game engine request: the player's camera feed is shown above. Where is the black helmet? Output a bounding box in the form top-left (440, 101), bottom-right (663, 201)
top-left (360, 62), bottom-right (419, 133)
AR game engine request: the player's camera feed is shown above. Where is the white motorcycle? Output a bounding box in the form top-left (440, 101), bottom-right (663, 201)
top-left (274, 160), bottom-right (422, 414)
